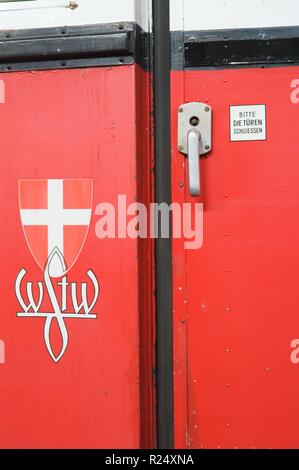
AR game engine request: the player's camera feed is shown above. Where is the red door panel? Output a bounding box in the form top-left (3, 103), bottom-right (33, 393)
top-left (172, 66), bottom-right (299, 448)
top-left (0, 66), bottom-right (141, 448)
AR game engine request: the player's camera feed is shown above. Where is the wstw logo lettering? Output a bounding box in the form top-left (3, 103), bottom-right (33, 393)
top-left (15, 179), bottom-right (100, 363)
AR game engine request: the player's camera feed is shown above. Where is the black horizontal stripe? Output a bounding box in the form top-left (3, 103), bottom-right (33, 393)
top-left (2, 23), bottom-right (299, 72)
top-left (0, 22), bottom-right (149, 71)
top-left (172, 26), bottom-right (299, 69)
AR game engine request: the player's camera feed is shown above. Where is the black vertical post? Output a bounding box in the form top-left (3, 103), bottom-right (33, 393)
top-left (153, 0), bottom-right (174, 449)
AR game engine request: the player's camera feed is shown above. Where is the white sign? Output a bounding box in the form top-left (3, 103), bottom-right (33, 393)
top-left (230, 104), bottom-right (266, 142)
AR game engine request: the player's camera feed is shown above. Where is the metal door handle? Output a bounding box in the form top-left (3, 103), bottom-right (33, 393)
top-left (178, 102), bottom-right (212, 197)
top-left (187, 129), bottom-right (201, 197)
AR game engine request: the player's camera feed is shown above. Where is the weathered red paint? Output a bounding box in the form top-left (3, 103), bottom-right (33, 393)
top-left (0, 64), bottom-right (154, 448)
top-left (172, 66), bottom-right (299, 448)
top-left (135, 65), bottom-right (156, 449)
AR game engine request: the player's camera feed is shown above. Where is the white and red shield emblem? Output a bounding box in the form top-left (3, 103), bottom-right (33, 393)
top-left (19, 179), bottom-right (93, 277)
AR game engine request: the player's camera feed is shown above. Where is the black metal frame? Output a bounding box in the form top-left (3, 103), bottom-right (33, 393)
top-left (153, 0), bottom-right (174, 449)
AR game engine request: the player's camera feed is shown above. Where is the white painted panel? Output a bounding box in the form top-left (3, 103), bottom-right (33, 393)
top-left (170, 0), bottom-right (183, 31)
top-left (135, 0), bottom-right (151, 32)
top-left (170, 0), bottom-right (299, 31)
top-left (0, 0), bottom-right (135, 30)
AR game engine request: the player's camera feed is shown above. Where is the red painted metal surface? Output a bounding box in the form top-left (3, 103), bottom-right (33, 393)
top-left (0, 64), bottom-right (154, 448)
top-left (135, 65), bottom-right (156, 448)
top-left (171, 70), bottom-right (188, 449)
top-left (172, 66), bottom-right (299, 448)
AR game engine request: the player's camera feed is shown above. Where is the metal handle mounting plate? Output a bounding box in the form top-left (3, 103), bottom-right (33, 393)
top-left (178, 102), bottom-right (212, 156)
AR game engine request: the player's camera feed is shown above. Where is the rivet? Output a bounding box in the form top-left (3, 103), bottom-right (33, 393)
top-left (217, 446), bottom-right (221, 449)
top-left (179, 182), bottom-right (184, 188)
top-left (225, 348), bottom-right (231, 353)
top-left (180, 319), bottom-right (186, 324)
top-left (178, 286), bottom-right (182, 291)
top-left (192, 410), bottom-right (197, 416)
top-left (205, 106), bottom-right (210, 112)
top-left (224, 193), bottom-right (229, 198)
top-left (194, 424), bottom-right (198, 429)
top-left (225, 232), bottom-right (230, 236)
top-left (205, 144), bottom-right (210, 151)
top-left (265, 367), bottom-right (271, 372)
top-left (225, 306), bottom-right (231, 312)
top-left (225, 383), bottom-right (230, 388)
top-left (179, 107), bottom-right (184, 113)
top-left (179, 144), bottom-right (184, 151)
top-left (193, 378), bottom-right (197, 383)
top-left (224, 268), bottom-right (230, 272)
top-left (226, 423), bottom-right (231, 428)
top-left (200, 445), bottom-right (204, 449)
top-left (201, 303), bottom-right (206, 309)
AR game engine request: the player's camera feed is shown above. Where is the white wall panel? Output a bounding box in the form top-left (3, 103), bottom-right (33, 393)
top-left (0, 0), bottom-right (136, 30)
top-left (170, 0), bottom-right (299, 31)
top-left (170, 0), bottom-right (184, 31)
top-left (135, 0), bottom-right (151, 32)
